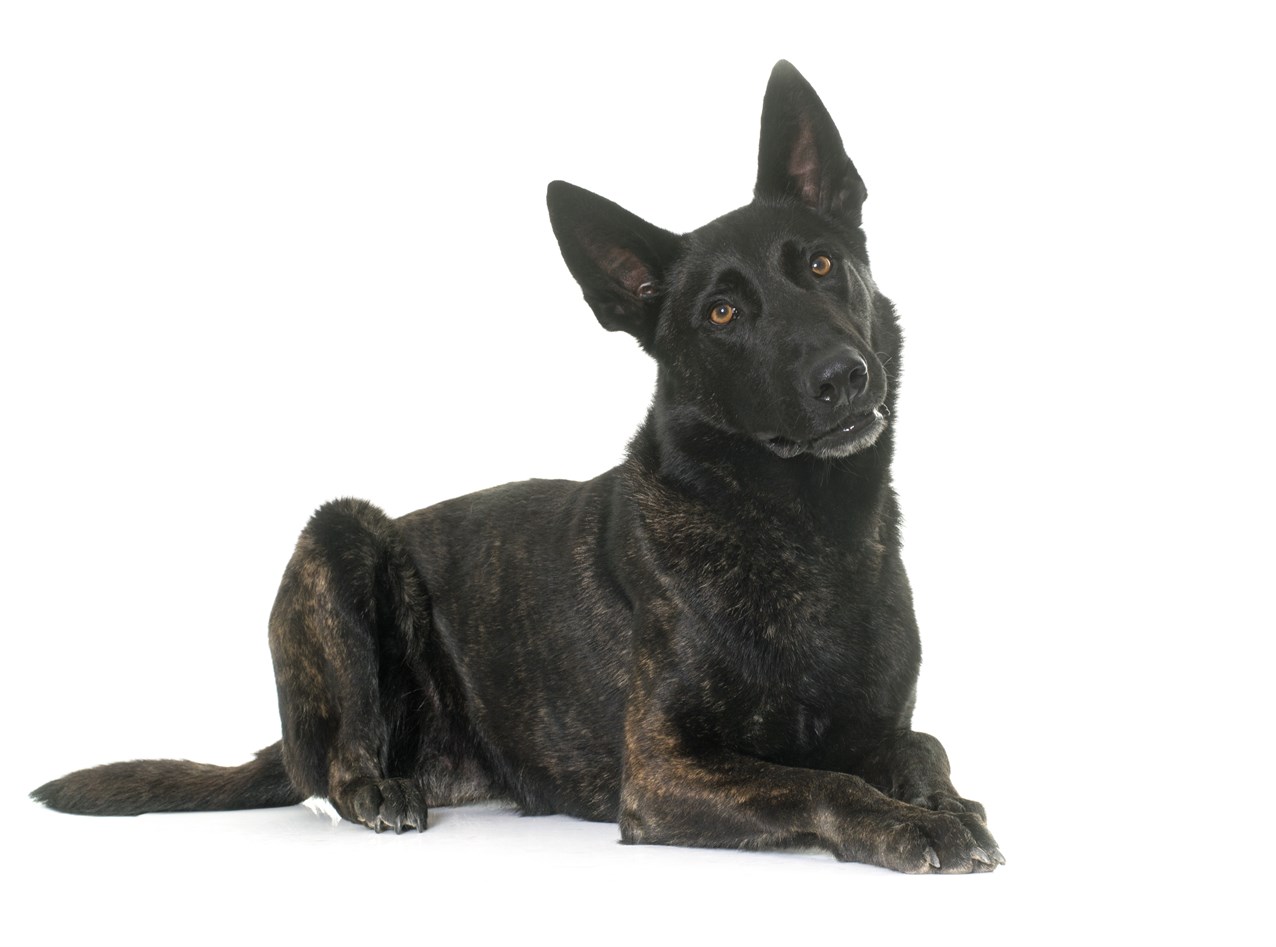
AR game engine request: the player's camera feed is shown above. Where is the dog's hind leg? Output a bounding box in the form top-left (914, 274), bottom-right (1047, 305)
top-left (268, 498), bottom-right (436, 832)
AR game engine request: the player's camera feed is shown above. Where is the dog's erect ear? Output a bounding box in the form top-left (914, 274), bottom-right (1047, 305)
top-left (547, 181), bottom-right (680, 348)
top-left (754, 61), bottom-right (867, 225)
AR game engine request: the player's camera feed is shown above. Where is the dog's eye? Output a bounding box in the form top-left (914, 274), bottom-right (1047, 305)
top-left (810, 254), bottom-right (833, 277)
top-left (708, 303), bottom-right (736, 325)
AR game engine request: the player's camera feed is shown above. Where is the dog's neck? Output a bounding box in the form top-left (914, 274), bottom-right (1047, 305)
top-left (633, 395), bottom-right (894, 543)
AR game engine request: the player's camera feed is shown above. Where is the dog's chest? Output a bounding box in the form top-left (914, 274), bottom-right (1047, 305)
top-left (691, 605), bottom-right (906, 766)
top-left (642, 487), bottom-right (890, 642)
top-left (654, 523), bottom-right (908, 764)
top-left (626, 460), bottom-right (916, 762)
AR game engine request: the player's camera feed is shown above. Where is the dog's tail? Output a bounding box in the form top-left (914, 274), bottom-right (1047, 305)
top-left (30, 741), bottom-right (305, 816)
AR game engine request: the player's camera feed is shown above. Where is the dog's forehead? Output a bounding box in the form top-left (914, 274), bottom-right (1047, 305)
top-left (683, 202), bottom-right (837, 267)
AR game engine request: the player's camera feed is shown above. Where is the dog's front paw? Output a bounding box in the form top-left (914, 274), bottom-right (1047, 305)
top-left (908, 790), bottom-right (988, 822)
top-left (331, 778), bottom-right (428, 834)
top-left (862, 809), bottom-right (1004, 874)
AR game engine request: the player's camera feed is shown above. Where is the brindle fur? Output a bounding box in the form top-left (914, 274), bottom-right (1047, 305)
top-left (33, 62), bottom-right (1001, 873)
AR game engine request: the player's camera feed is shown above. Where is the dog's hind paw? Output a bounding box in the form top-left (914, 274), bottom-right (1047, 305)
top-left (332, 778), bottom-right (429, 834)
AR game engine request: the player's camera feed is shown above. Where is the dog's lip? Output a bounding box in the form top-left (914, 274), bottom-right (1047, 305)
top-left (815, 407), bottom-right (883, 443)
top-left (766, 406), bottom-right (886, 453)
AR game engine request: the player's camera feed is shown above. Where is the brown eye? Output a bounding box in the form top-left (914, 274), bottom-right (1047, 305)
top-left (810, 254), bottom-right (833, 277)
top-left (708, 302), bottom-right (736, 325)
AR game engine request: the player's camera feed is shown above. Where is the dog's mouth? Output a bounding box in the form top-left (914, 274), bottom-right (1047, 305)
top-left (763, 407), bottom-right (887, 460)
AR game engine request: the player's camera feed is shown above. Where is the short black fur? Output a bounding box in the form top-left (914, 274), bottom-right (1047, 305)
top-left (33, 61), bottom-right (1001, 873)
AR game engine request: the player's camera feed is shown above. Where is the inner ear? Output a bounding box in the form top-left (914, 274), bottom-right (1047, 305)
top-left (591, 243), bottom-right (656, 298)
top-left (755, 61), bottom-right (866, 224)
top-left (787, 112), bottom-right (823, 209)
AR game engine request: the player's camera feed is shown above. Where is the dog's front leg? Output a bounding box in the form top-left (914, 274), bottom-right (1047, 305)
top-left (619, 711), bottom-right (1000, 873)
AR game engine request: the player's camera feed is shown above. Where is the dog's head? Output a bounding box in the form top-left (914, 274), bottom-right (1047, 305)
top-left (549, 61), bottom-right (897, 461)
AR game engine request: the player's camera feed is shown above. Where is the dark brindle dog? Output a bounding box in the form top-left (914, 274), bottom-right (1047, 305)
top-left (34, 61), bottom-right (1002, 874)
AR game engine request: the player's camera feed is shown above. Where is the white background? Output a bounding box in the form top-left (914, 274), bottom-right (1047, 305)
top-left (2, 3), bottom-right (1273, 945)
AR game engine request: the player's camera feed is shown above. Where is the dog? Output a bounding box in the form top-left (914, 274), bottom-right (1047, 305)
top-left (33, 61), bottom-right (1002, 874)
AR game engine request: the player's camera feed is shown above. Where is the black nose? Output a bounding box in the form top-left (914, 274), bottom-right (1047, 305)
top-left (808, 348), bottom-right (869, 409)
